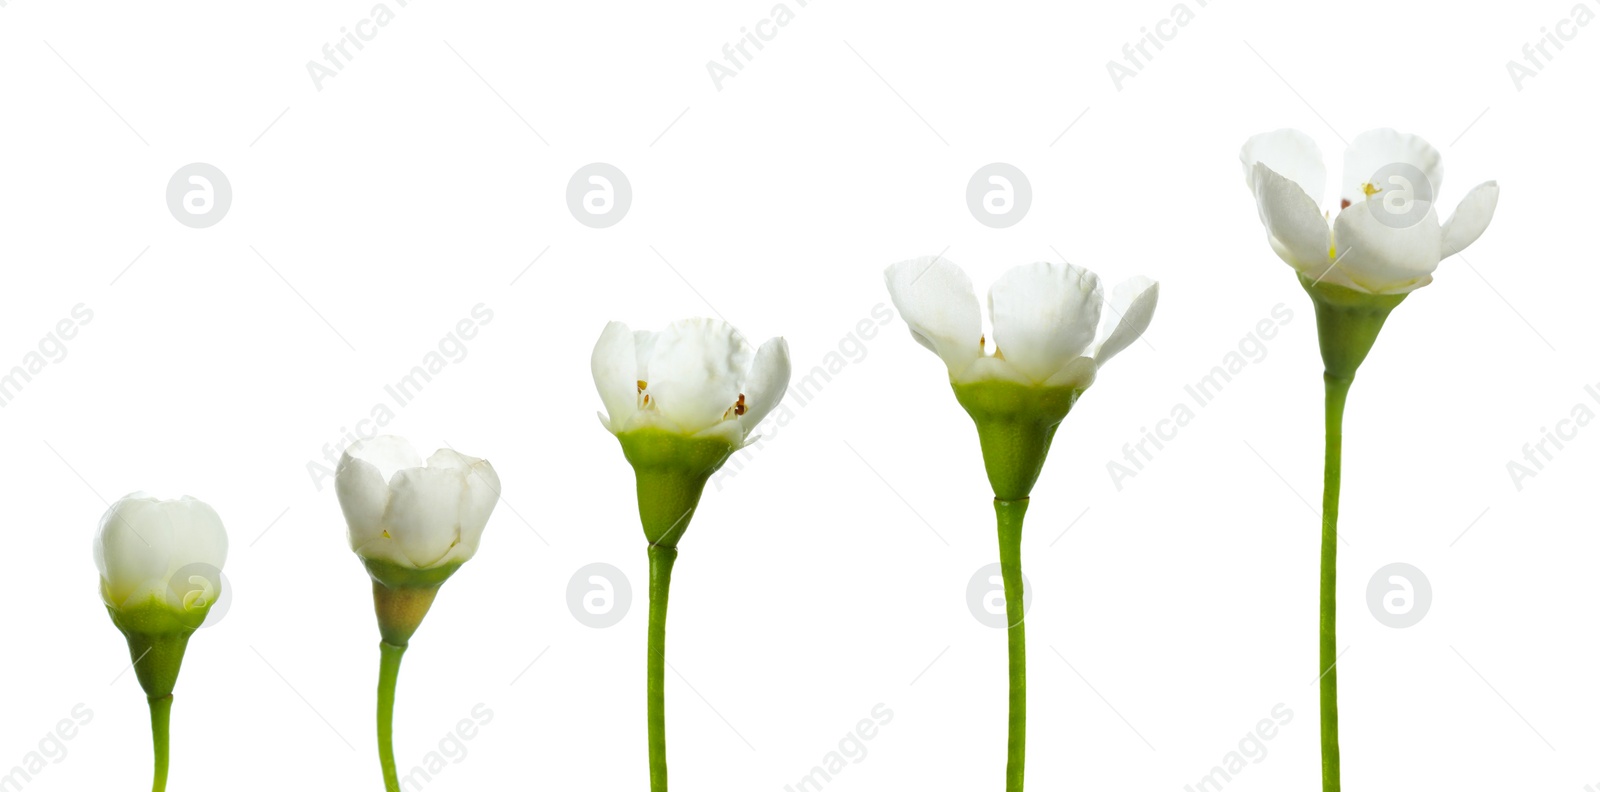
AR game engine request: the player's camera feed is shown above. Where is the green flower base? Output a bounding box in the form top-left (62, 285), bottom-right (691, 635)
top-left (952, 379), bottom-right (1084, 501)
top-left (618, 428), bottom-right (738, 548)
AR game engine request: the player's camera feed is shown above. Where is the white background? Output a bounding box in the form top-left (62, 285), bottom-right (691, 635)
top-left (2, 0), bottom-right (1596, 789)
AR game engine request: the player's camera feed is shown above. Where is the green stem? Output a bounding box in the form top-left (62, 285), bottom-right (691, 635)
top-left (1319, 375), bottom-right (1351, 792)
top-left (995, 498), bottom-right (1029, 792)
top-left (148, 694), bottom-right (171, 792)
top-left (377, 642), bottom-right (407, 792)
top-left (647, 544), bottom-right (678, 792)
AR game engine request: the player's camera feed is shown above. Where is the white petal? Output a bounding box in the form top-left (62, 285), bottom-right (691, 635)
top-left (96, 496), bottom-right (173, 606)
top-left (1441, 181), bottom-right (1500, 259)
top-left (693, 418), bottom-right (746, 449)
top-left (956, 356), bottom-right (1030, 385)
top-left (740, 337), bottom-right (791, 432)
top-left (1341, 128), bottom-right (1443, 208)
top-left (1241, 128), bottom-right (1326, 205)
top-left (1093, 277), bottom-right (1159, 366)
top-left (1043, 356), bottom-right (1098, 391)
top-left (1331, 199), bottom-right (1444, 294)
top-left (427, 449), bottom-right (499, 561)
top-left (633, 330), bottom-right (659, 379)
top-left (1250, 162), bottom-right (1340, 285)
top-left (988, 262), bottom-right (1102, 384)
top-left (386, 467), bottom-right (468, 568)
top-left (646, 318), bottom-right (752, 434)
top-left (95, 493), bottom-right (227, 608)
top-left (336, 455), bottom-right (394, 553)
top-left (170, 497), bottom-right (228, 571)
top-left (591, 321), bottom-right (638, 433)
top-left (350, 533), bottom-right (410, 568)
top-left (342, 436), bottom-right (423, 483)
top-left (883, 256), bottom-right (982, 378)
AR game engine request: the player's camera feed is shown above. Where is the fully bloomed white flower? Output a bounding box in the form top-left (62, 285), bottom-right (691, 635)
top-left (591, 318), bottom-right (791, 448)
top-left (94, 493), bottom-right (228, 611)
top-left (883, 257), bottom-right (1158, 390)
top-left (336, 436), bottom-right (500, 571)
top-left (1241, 128), bottom-right (1499, 295)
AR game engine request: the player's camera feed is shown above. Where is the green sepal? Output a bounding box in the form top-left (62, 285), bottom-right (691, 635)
top-left (361, 559), bottom-right (461, 647)
top-left (618, 428), bottom-right (738, 548)
top-left (362, 558), bottom-right (463, 590)
top-left (106, 597), bottom-right (210, 699)
top-left (952, 379), bottom-right (1084, 501)
top-left (1300, 275), bottom-right (1408, 381)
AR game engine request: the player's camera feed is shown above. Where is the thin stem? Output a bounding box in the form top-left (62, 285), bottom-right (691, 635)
top-left (377, 642), bottom-right (408, 792)
top-left (995, 497), bottom-right (1030, 792)
top-left (1320, 375), bottom-right (1352, 792)
top-left (647, 544), bottom-right (679, 792)
top-left (147, 694), bottom-right (171, 792)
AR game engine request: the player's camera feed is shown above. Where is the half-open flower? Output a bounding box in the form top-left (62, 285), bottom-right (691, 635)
top-left (592, 318), bottom-right (791, 548)
top-left (1241, 127), bottom-right (1499, 296)
top-left (591, 317), bottom-right (794, 789)
top-left (883, 257), bottom-right (1159, 787)
top-left (885, 256), bottom-right (1158, 500)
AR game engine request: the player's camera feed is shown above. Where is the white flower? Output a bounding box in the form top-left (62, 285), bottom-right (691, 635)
top-left (591, 317), bottom-right (791, 448)
top-left (883, 257), bottom-right (1158, 390)
top-left (1241, 127), bottom-right (1499, 295)
top-left (94, 493), bottom-right (228, 611)
top-left (336, 436), bottom-right (500, 571)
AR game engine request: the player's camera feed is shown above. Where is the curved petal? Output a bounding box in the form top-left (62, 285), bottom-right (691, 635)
top-left (426, 449), bottom-right (499, 561)
top-left (336, 455), bottom-right (394, 552)
top-left (988, 262), bottom-right (1102, 384)
top-left (1341, 128), bottom-right (1443, 208)
top-left (694, 418), bottom-right (746, 449)
top-left (170, 497), bottom-right (228, 572)
top-left (1043, 356), bottom-right (1098, 391)
top-left (342, 436), bottom-right (423, 483)
top-left (1250, 163), bottom-right (1348, 288)
top-left (633, 330), bottom-right (659, 380)
top-left (955, 356), bottom-right (1032, 386)
top-left (386, 467), bottom-right (467, 568)
top-left (1441, 181), bottom-right (1500, 259)
top-left (591, 321), bottom-right (638, 433)
top-left (96, 495), bottom-right (174, 606)
top-left (1093, 277), bottom-right (1159, 366)
top-left (351, 533), bottom-right (411, 568)
top-left (1241, 128), bottom-right (1326, 205)
top-left (1331, 199), bottom-right (1444, 294)
top-left (740, 337), bottom-right (791, 433)
top-left (646, 318), bottom-right (752, 434)
top-left (883, 256), bottom-right (982, 377)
